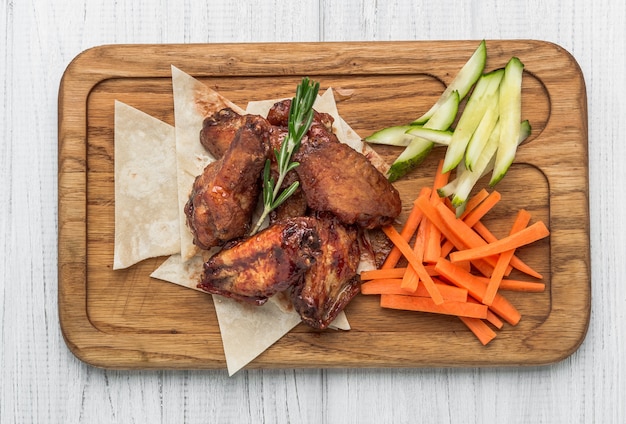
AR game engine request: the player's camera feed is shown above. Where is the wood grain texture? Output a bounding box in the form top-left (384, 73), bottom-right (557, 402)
top-left (4, 0), bottom-right (626, 423)
top-left (58, 40), bottom-right (589, 370)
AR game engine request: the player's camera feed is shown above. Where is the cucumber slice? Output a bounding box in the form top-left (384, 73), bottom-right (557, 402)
top-left (413, 40), bottom-right (487, 125)
top-left (441, 69), bottom-right (504, 173)
top-left (490, 57), bottom-right (524, 186)
top-left (451, 119), bottom-right (503, 209)
top-left (404, 126), bottom-right (454, 146)
top-left (364, 125), bottom-right (415, 146)
top-left (387, 91), bottom-right (460, 182)
top-left (450, 120), bottom-right (531, 212)
top-left (464, 96), bottom-right (500, 171)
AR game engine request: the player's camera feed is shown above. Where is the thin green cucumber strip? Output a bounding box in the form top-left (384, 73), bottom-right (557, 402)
top-left (451, 120), bottom-right (531, 210)
top-left (464, 96), bottom-right (500, 171)
top-left (364, 125), bottom-right (416, 147)
top-left (413, 40), bottom-right (487, 125)
top-left (490, 57), bottom-right (524, 186)
top-left (405, 126), bottom-right (454, 146)
top-left (386, 137), bottom-right (435, 182)
top-left (387, 91), bottom-right (460, 181)
top-left (441, 69), bottom-right (504, 173)
top-left (451, 119), bottom-right (502, 208)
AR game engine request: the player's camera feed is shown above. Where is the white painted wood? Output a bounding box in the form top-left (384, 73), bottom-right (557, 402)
top-left (1, 0), bottom-right (623, 422)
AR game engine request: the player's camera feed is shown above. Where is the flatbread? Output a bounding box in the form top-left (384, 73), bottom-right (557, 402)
top-left (113, 101), bottom-right (179, 269)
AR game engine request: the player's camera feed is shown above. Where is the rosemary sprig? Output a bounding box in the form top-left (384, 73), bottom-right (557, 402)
top-left (249, 77), bottom-right (320, 235)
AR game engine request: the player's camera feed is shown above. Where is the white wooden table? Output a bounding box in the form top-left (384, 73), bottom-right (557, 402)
top-left (2, 1), bottom-right (623, 422)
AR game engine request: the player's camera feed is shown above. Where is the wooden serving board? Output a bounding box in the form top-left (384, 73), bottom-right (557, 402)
top-left (58, 41), bottom-right (589, 370)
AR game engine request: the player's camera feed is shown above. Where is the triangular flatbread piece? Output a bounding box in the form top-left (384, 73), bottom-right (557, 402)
top-left (113, 101), bottom-right (179, 269)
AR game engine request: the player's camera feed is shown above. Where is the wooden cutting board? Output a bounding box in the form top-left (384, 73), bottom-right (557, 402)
top-left (58, 40), bottom-right (589, 370)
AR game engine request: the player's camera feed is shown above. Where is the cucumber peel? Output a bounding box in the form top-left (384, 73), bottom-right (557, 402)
top-left (413, 40), bottom-right (487, 125)
top-left (441, 69), bottom-right (504, 173)
top-left (364, 125), bottom-right (416, 147)
top-left (490, 57), bottom-right (524, 186)
top-left (446, 120), bottom-right (531, 215)
top-left (386, 91), bottom-right (460, 182)
top-left (404, 126), bottom-right (454, 146)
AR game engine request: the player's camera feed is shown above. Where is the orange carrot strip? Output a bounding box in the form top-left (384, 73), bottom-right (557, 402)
top-left (415, 196), bottom-right (495, 276)
top-left (423, 161), bottom-right (450, 263)
top-left (468, 297), bottom-right (504, 329)
top-left (449, 221), bottom-right (550, 263)
top-left (401, 267), bottom-right (420, 292)
top-left (434, 258), bottom-right (521, 325)
top-left (485, 309), bottom-right (504, 330)
top-left (459, 317), bottom-right (497, 345)
top-left (381, 187), bottom-right (430, 269)
top-left (461, 190), bottom-right (502, 226)
top-left (434, 202), bottom-right (504, 270)
top-left (360, 267), bottom-right (407, 280)
top-left (483, 209), bottom-right (532, 305)
top-left (473, 221), bottom-right (543, 279)
top-left (440, 189), bottom-right (493, 256)
top-left (477, 277), bottom-right (546, 293)
top-left (401, 214), bottom-right (429, 291)
top-left (360, 266), bottom-right (438, 281)
top-left (361, 278), bottom-right (468, 301)
top-left (360, 278), bottom-right (404, 294)
top-left (457, 189), bottom-right (490, 220)
top-left (381, 225), bottom-right (444, 304)
top-left (381, 294), bottom-right (488, 319)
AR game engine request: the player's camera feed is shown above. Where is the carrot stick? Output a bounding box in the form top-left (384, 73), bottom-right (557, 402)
top-left (401, 267), bottom-right (420, 292)
top-left (473, 221), bottom-right (543, 279)
top-left (401, 212), bottom-right (429, 291)
top-left (477, 277), bottom-right (546, 293)
top-left (459, 317), bottom-right (497, 345)
top-left (360, 265), bottom-right (438, 281)
top-left (457, 189), bottom-right (490, 220)
top-left (423, 161), bottom-right (450, 263)
top-left (434, 202), bottom-right (505, 270)
top-left (440, 189), bottom-right (490, 257)
top-left (361, 278), bottom-right (468, 301)
top-left (483, 209), bottom-right (532, 305)
top-left (467, 297), bottom-right (504, 329)
top-left (434, 258), bottom-right (521, 325)
top-left (449, 221), bottom-right (550, 263)
top-left (360, 267), bottom-right (407, 280)
top-left (415, 195), bottom-right (495, 277)
top-left (381, 187), bottom-right (430, 269)
top-left (381, 294), bottom-right (488, 319)
top-left (381, 225), bottom-right (444, 304)
top-left (461, 190), bottom-right (502, 226)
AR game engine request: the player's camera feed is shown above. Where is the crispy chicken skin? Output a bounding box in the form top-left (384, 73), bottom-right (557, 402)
top-left (290, 212), bottom-right (361, 329)
top-left (294, 123), bottom-right (402, 229)
top-left (266, 99), bottom-right (334, 131)
top-left (198, 217), bottom-right (322, 305)
top-left (184, 115), bottom-right (270, 250)
top-left (199, 107), bottom-right (245, 159)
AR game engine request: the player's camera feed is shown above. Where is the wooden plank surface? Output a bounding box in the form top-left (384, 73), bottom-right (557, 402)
top-left (58, 40), bottom-right (589, 370)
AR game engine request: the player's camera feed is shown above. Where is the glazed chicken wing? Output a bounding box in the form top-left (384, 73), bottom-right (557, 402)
top-left (199, 107), bottom-right (245, 159)
top-left (184, 115), bottom-right (270, 250)
top-left (198, 217), bottom-right (321, 305)
top-left (266, 99), bottom-right (334, 131)
top-left (294, 123), bottom-right (402, 229)
top-left (290, 212), bottom-right (361, 329)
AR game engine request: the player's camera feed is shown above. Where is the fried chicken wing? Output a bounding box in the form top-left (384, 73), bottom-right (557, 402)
top-left (198, 217), bottom-right (321, 305)
top-left (290, 213), bottom-right (361, 329)
top-left (266, 99), bottom-right (334, 131)
top-left (199, 107), bottom-right (245, 159)
top-left (184, 115), bottom-right (270, 250)
top-left (294, 123), bottom-right (402, 229)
